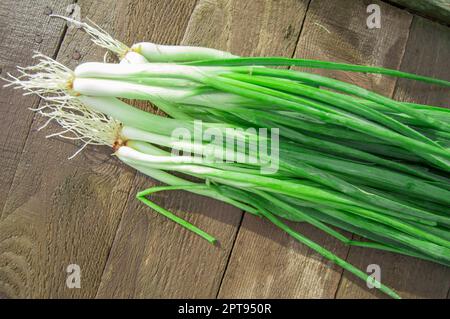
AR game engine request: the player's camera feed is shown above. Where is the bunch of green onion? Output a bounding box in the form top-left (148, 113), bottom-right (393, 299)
top-left (3, 17), bottom-right (450, 299)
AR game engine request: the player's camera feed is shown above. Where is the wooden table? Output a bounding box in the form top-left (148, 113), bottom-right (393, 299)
top-left (0, 0), bottom-right (449, 299)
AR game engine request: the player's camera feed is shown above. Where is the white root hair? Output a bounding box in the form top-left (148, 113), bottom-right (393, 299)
top-left (50, 14), bottom-right (130, 59)
top-left (2, 52), bottom-right (74, 98)
top-left (1, 52), bottom-right (121, 158)
top-left (32, 98), bottom-right (122, 159)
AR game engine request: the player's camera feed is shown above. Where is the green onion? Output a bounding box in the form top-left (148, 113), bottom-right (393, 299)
top-left (186, 57), bottom-right (450, 87)
top-left (4, 28), bottom-right (450, 299)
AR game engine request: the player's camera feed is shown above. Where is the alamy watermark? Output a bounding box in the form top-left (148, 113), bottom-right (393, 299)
top-left (366, 264), bottom-right (381, 289)
top-left (66, 264), bottom-right (81, 289)
top-left (367, 4), bottom-right (381, 29)
top-left (170, 120), bottom-right (280, 174)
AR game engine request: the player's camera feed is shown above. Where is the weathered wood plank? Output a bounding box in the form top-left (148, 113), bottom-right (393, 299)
top-left (0, 0), bottom-right (194, 298)
top-left (294, 0), bottom-right (412, 94)
top-left (96, 0), bottom-right (309, 298)
top-left (393, 18), bottom-right (450, 109)
top-left (218, 0), bottom-right (412, 298)
top-left (336, 16), bottom-right (450, 299)
top-left (219, 215), bottom-right (348, 298)
top-left (0, 0), bottom-right (71, 224)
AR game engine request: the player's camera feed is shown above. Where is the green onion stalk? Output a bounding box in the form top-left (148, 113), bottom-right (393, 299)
top-left (9, 55), bottom-right (450, 170)
top-left (9, 92), bottom-right (412, 298)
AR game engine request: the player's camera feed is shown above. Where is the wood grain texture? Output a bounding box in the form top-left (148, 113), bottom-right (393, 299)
top-left (218, 0), bottom-right (413, 298)
top-left (219, 215), bottom-right (347, 298)
top-left (96, 0), bottom-right (310, 298)
top-left (336, 16), bottom-right (450, 299)
top-left (0, 0), bottom-right (71, 223)
top-left (0, 0), bottom-right (148, 298)
top-left (393, 17), bottom-right (450, 108)
top-left (295, 0), bottom-right (412, 94)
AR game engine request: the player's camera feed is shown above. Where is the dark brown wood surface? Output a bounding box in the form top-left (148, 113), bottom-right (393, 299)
top-left (0, 0), bottom-right (449, 299)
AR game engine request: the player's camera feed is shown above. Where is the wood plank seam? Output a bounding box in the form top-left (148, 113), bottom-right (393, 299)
top-left (389, 14), bottom-right (415, 104)
top-left (335, 14), bottom-right (450, 299)
top-left (215, 212), bottom-right (245, 298)
top-left (0, 21), bottom-right (71, 217)
top-left (332, 235), bottom-right (354, 298)
top-left (214, 0), bottom-right (417, 299)
top-left (214, 0), bottom-right (313, 298)
top-left (332, 7), bottom-right (414, 298)
top-left (0, 2), bottom-right (74, 219)
top-left (289, 0), bottom-right (313, 60)
top-left (93, 178), bottom-right (135, 298)
top-left (1, 0), bottom-right (168, 297)
top-left (93, 1), bottom-right (224, 298)
top-left (93, 0), bottom-right (201, 298)
top-left (289, 0), bottom-right (351, 299)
